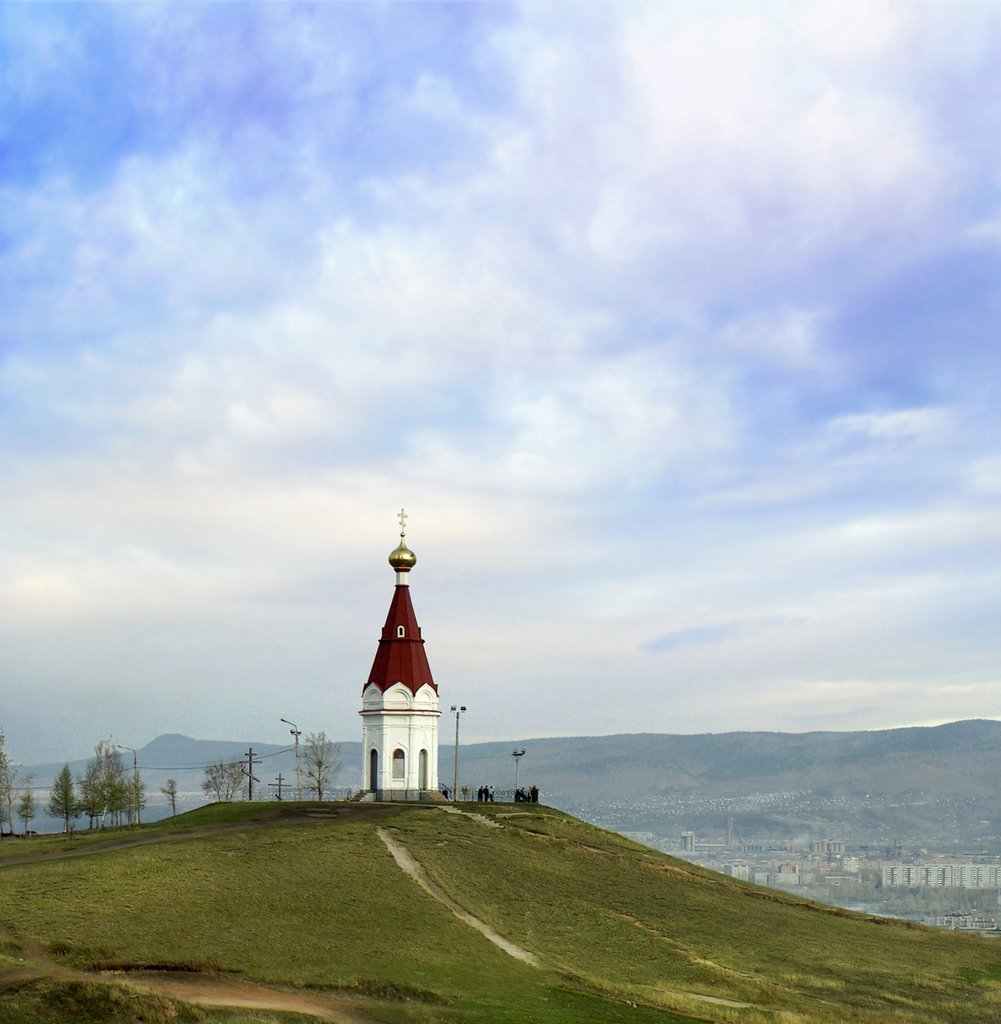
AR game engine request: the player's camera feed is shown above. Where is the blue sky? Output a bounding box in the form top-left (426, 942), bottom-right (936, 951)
top-left (2, 1), bottom-right (1000, 763)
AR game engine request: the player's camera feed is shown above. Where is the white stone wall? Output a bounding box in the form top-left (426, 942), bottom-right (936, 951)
top-left (360, 682), bottom-right (440, 793)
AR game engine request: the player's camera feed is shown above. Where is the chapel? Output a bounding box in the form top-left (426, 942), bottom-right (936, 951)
top-left (359, 511), bottom-right (440, 798)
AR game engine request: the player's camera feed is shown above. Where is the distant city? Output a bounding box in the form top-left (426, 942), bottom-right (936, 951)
top-left (610, 823), bottom-right (1001, 936)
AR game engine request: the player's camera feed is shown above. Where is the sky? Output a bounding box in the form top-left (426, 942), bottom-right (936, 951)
top-left (3, 1), bottom-right (1001, 765)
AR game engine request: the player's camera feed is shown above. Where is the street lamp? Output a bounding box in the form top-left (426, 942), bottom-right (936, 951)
top-left (281, 718), bottom-right (302, 801)
top-left (117, 744), bottom-right (141, 826)
top-left (451, 705), bottom-right (467, 801)
top-left (512, 749), bottom-right (526, 795)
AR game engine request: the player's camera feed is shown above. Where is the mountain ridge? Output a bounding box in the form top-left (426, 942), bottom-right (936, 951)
top-left (19, 719), bottom-right (1001, 842)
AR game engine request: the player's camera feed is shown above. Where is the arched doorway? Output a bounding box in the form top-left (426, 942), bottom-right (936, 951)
top-left (369, 748), bottom-right (378, 790)
top-left (419, 749), bottom-right (428, 790)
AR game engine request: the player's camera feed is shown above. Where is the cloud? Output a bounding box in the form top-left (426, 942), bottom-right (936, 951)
top-left (643, 617), bottom-right (792, 653)
top-left (2, 2), bottom-right (1001, 759)
top-left (826, 408), bottom-right (951, 444)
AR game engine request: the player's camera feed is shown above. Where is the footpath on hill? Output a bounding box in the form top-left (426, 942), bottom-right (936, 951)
top-left (0, 927), bottom-right (376, 1023)
top-left (376, 826), bottom-right (541, 966)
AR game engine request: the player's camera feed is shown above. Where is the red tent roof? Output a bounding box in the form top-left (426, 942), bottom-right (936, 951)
top-left (366, 585), bottom-right (437, 695)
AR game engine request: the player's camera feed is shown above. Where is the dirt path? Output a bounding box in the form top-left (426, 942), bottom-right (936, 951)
top-left (0, 946), bottom-right (375, 1024)
top-left (376, 828), bottom-right (767, 1012)
top-left (437, 805), bottom-right (502, 828)
top-left (120, 973), bottom-right (372, 1023)
top-left (376, 827), bottom-right (541, 967)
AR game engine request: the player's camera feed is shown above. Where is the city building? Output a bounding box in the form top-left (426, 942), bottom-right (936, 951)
top-left (882, 863), bottom-right (1001, 889)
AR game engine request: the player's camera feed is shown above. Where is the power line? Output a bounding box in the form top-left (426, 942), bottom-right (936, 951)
top-left (134, 746), bottom-right (295, 771)
top-left (21, 744), bottom-right (300, 782)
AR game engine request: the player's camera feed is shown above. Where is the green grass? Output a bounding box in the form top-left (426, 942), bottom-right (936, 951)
top-left (2, 802), bottom-right (1000, 1023)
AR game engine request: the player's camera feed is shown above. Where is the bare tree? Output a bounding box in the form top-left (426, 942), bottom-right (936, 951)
top-left (304, 732), bottom-right (341, 801)
top-left (0, 728), bottom-right (11, 839)
top-left (79, 740), bottom-right (128, 829)
top-left (161, 778), bottom-right (179, 818)
top-left (202, 761), bottom-right (244, 802)
top-left (18, 790), bottom-right (36, 837)
top-left (0, 730), bottom-right (29, 839)
top-left (125, 775), bottom-right (147, 827)
top-left (78, 759), bottom-right (103, 830)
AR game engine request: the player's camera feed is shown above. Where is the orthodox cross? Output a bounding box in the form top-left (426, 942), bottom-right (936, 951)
top-left (398, 507), bottom-right (408, 538)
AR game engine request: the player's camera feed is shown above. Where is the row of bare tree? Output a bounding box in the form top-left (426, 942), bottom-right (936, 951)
top-left (0, 731), bottom-right (142, 836)
top-left (201, 731), bottom-right (341, 802)
top-left (0, 728), bottom-right (344, 837)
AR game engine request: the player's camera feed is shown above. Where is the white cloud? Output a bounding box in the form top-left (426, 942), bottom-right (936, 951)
top-left (970, 457), bottom-right (1001, 495)
top-left (472, 1), bottom-right (965, 315)
top-left (719, 307), bottom-right (829, 367)
top-left (826, 407), bottom-right (951, 443)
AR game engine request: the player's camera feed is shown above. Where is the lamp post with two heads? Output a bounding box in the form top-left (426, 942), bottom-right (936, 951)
top-left (281, 718), bottom-right (302, 800)
top-left (512, 749), bottom-right (526, 796)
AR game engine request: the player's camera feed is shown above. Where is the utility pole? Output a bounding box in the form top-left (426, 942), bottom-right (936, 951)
top-left (451, 705), bottom-right (466, 802)
top-left (244, 748), bottom-right (262, 801)
top-left (281, 718), bottom-right (302, 800)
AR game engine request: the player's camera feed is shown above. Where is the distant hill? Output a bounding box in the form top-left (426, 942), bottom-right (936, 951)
top-left (455, 719), bottom-right (1001, 801)
top-left (22, 719), bottom-right (1001, 843)
top-left (455, 720), bottom-right (1001, 844)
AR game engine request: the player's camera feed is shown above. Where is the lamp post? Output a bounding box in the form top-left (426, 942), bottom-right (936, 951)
top-left (117, 744), bottom-right (141, 826)
top-left (281, 718), bottom-right (302, 801)
top-left (512, 749), bottom-right (526, 796)
top-left (451, 705), bottom-right (466, 802)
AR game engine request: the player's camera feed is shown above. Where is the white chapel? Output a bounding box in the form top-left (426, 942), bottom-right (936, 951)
top-left (359, 511), bottom-right (440, 798)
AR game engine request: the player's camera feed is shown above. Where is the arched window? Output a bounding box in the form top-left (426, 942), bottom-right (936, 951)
top-left (392, 748), bottom-right (406, 780)
top-left (397, 625), bottom-right (405, 638)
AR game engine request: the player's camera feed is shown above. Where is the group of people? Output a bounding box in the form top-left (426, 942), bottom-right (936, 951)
top-left (436, 783), bottom-right (541, 803)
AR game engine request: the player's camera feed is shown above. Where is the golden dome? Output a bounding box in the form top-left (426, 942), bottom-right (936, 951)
top-left (388, 539), bottom-right (417, 571)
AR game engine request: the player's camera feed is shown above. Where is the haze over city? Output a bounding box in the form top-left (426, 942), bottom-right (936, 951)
top-left (3, 2), bottom-right (1001, 763)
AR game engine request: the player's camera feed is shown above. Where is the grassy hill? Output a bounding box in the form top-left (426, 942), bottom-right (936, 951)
top-left (2, 802), bottom-right (1000, 1023)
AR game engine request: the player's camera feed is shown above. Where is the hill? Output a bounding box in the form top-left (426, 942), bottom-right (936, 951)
top-left (1, 801), bottom-right (1000, 1023)
top-left (454, 719), bottom-right (1001, 845)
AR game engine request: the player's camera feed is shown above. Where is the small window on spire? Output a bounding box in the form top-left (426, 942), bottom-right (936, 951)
top-left (397, 625), bottom-right (405, 638)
